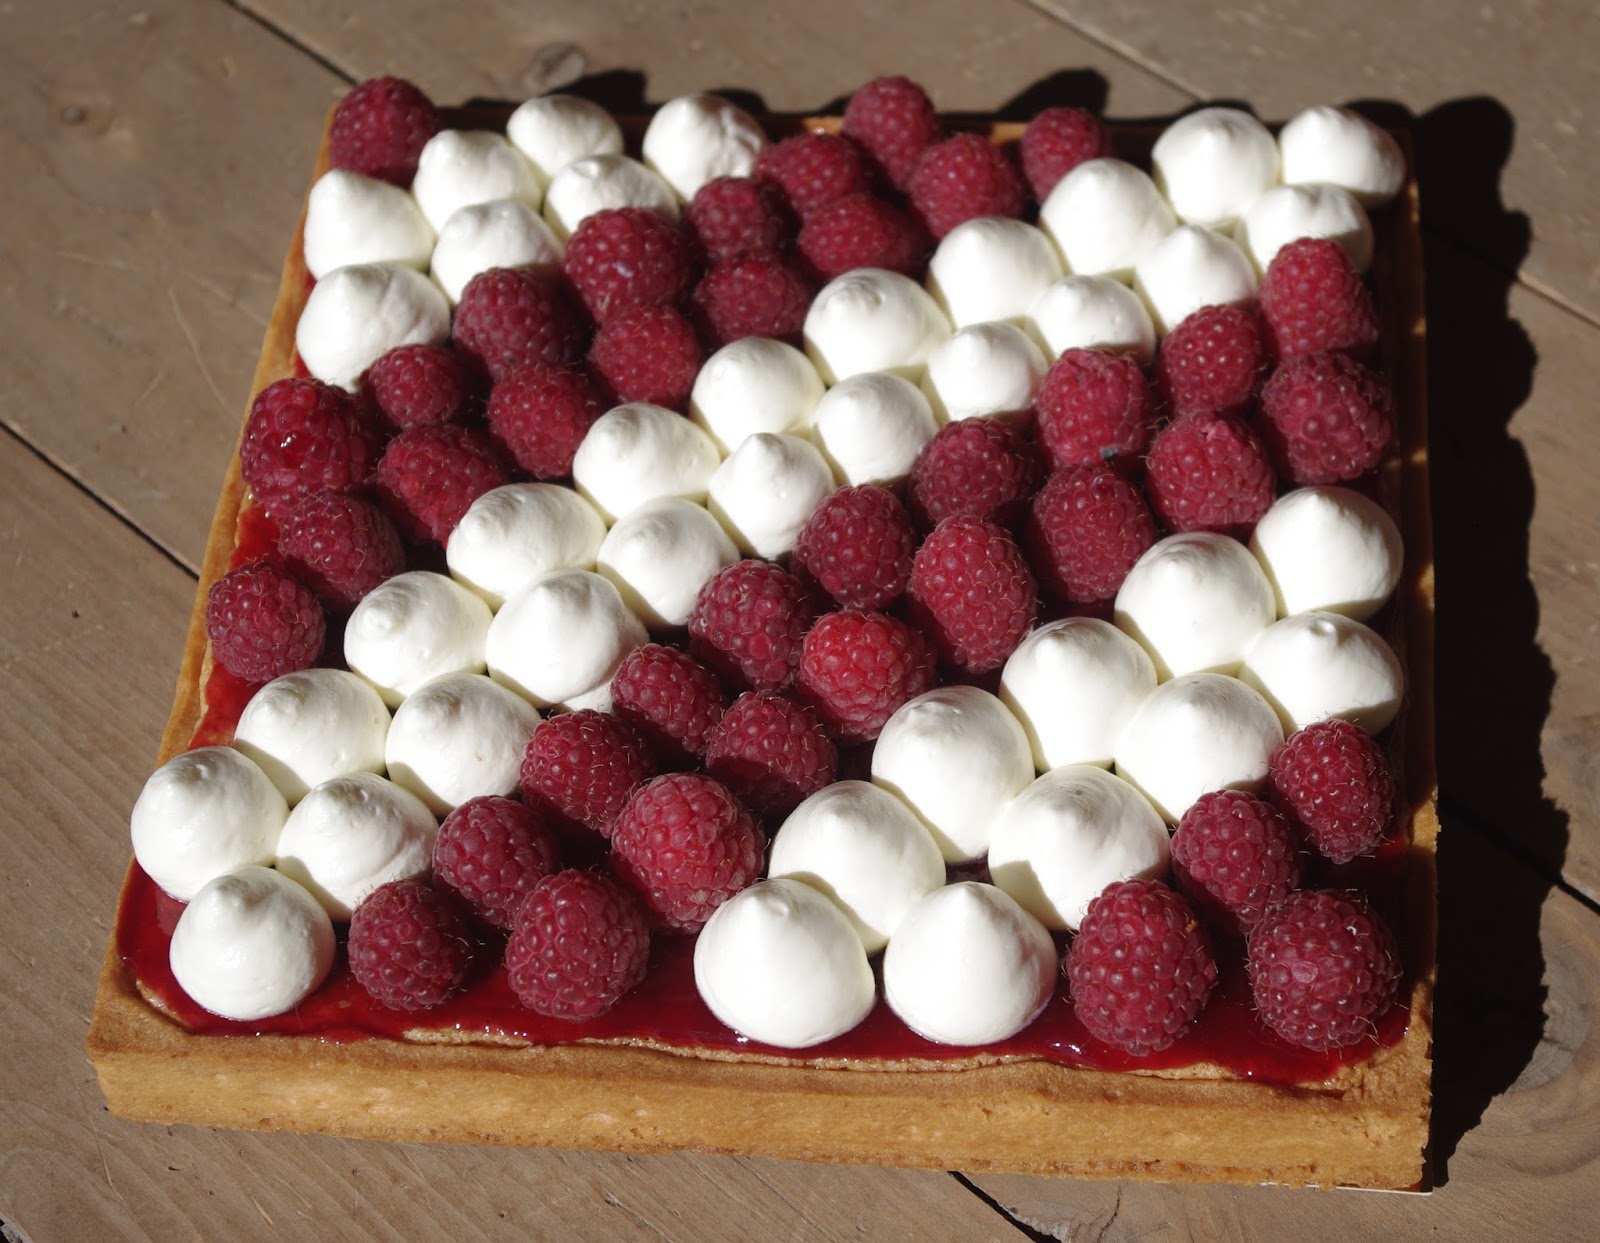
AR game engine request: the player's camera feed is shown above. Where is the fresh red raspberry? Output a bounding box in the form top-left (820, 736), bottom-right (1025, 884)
top-left (908, 133), bottom-right (1028, 239)
top-left (563, 207), bottom-right (696, 325)
top-left (842, 76), bottom-right (943, 192)
top-left (348, 880), bottom-right (475, 1010)
top-left (1035, 349), bottom-right (1154, 474)
top-left (1066, 878), bottom-right (1220, 1057)
top-left (1019, 106), bottom-right (1114, 201)
top-left (754, 131), bottom-right (872, 219)
top-left (685, 176), bottom-right (795, 264)
top-left (1259, 238), bottom-right (1380, 362)
top-left (1259, 351), bottom-right (1394, 486)
top-left (359, 343), bottom-right (482, 433)
top-left (1247, 889), bottom-right (1402, 1051)
top-left (1171, 791), bottom-right (1302, 939)
top-left (486, 362), bottom-right (602, 479)
top-left (1155, 304), bottom-right (1265, 419)
top-left (374, 424), bottom-right (510, 544)
top-left (1026, 464), bottom-right (1156, 605)
top-left (791, 485), bottom-right (917, 610)
top-left (275, 490), bottom-right (406, 612)
top-left (1268, 720), bottom-right (1397, 864)
top-left (906, 416), bottom-right (1043, 531)
top-left (520, 710), bottom-right (657, 838)
top-left (609, 773), bottom-right (765, 932)
top-left (451, 266), bottom-right (587, 383)
top-left (688, 559), bottom-right (821, 691)
top-left (691, 251), bottom-right (815, 347)
top-left (907, 515), bottom-right (1038, 673)
top-left (205, 561), bottom-right (325, 683)
top-left (240, 378), bottom-right (381, 521)
top-left (797, 610), bottom-right (937, 744)
top-left (610, 643), bottom-right (730, 767)
top-left (588, 304), bottom-right (704, 410)
top-left (795, 192), bottom-right (930, 281)
top-left (1145, 412), bottom-right (1277, 538)
top-left (704, 691), bottom-right (839, 817)
top-left (327, 77), bottom-right (441, 187)
top-left (433, 795), bottom-right (564, 930)
top-left (505, 870), bottom-right (651, 1019)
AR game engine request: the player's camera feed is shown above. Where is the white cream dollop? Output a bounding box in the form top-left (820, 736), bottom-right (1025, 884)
top-left (302, 169), bottom-right (435, 280)
top-left (1235, 182), bottom-right (1373, 274)
top-left (1133, 225), bottom-right (1258, 336)
top-left (642, 92), bottom-right (767, 201)
top-left (595, 497), bottom-right (740, 629)
top-left (1026, 274), bottom-right (1157, 365)
top-left (803, 268), bottom-right (951, 385)
top-left (486, 568), bottom-right (648, 711)
top-left (693, 878), bottom-right (874, 1049)
top-left (541, 153), bottom-right (680, 241)
top-left (920, 322), bottom-right (1047, 424)
top-left (294, 263), bottom-right (451, 389)
top-left (411, 129), bottom-right (544, 232)
top-left (232, 669), bottom-right (391, 805)
top-left (871, 685), bottom-right (1034, 863)
top-left (130, 747), bottom-right (287, 901)
top-left (430, 199), bottom-right (563, 304)
top-left (1278, 105), bottom-right (1406, 207)
top-left (446, 482), bottom-right (607, 609)
top-left (1240, 612), bottom-right (1405, 735)
top-left (571, 402), bottom-right (722, 525)
top-left (809, 371), bottom-right (939, 487)
top-left (767, 780), bottom-right (947, 954)
top-left (1250, 485), bottom-right (1404, 621)
top-left (707, 432), bottom-right (835, 559)
top-left (1151, 107), bottom-right (1280, 230)
top-left (168, 866), bottom-right (335, 1021)
top-left (883, 882), bottom-right (1057, 1046)
top-left (1038, 159), bottom-right (1176, 284)
top-left (274, 773), bottom-right (438, 920)
top-left (689, 337), bottom-right (825, 454)
top-left (344, 570), bottom-right (492, 707)
top-left (927, 216), bottom-right (1064, 329)
top-left (507, 94), bottom-right (625, 183)
top-left (384, 673), bottom-right (541, 815)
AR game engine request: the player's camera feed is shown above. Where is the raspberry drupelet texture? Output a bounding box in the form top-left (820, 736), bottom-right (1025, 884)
top-left (1247, 889), bottom-right (1402, 1051)
top-left (451, 266), bottom-right (588, 382)
top-left (486, 362), bottom-right (604, 479)
top-left (1171, 790), bottom-right (1302, 939)
top-left (704, 691), bottom-right (839, 817)
top-left (348, 880), bottom-right (475, 1011)
top-left (791, 484), bottom-right (917, 610)
top-left (1019, 106), bottom-right (1114, 200)
top-left (562, 207), bottom-right (696, 325)
top-left (797, 610), bottom-right (938, 744)
top-left (842, 75), bottom-right (943, 192)
top-left (1259, 350), bottom-right (1395, 485)
top-left (1066, 878), bottom-right (1220, 1057)
top-left (588, 303), bottom-right (704, 410)
top-left (907, 514), bottom-right (1038, 673)
top-left (1144, 411), bottom-right (1277, 538)
top-left (610, 643), bottom-right (730, 767)
top-left (432, 795), bottom-right (564, 931)
top-left (691, 250), bottom-right (815, 347)
top-left (505, 870), bottom-right (652, 1020)
top-left (609, 773), bottom-right (766, 932)
top-left (1269, 719), bottom-right (1397, 864)
top-left (1155, 303), bottom-right (1266, 420)
top-left (908, 132), bottom-right (1028, 239)
top-left (796, 192), bottom-right (930, 282)
top-left (239, 377), bottom-right (382, 522)
top-left (754, 131), bottom-right (873, 219)
top-left (688, 559), bottom-right (822, 691)
top-left (1258, 237), bottom-right (1380, 362)
top-left (1026, 463), bottom-right (1157, 605)
top-left (373, 424), bottom-right (511, 545)
top-left (1035, 348), bottom-right (1154, 474)
top-left (906, 416), bottom-right (1044, 532)
top-left (520, 710), bottom-right (658, 839)
top-left (686, 176), bottom-right (796, 264)
top-left (359, 343), bottom-right (482, 433)
top-left (276, 490), bottom-right (406, 612)
top-left (327, 77), bottom-right (441, 187)
top-left (205, 561), bottom-right (326, 684)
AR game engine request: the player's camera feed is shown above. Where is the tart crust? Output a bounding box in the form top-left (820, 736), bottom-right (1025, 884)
top-left (87, 112), bottom-right (1436, 1189)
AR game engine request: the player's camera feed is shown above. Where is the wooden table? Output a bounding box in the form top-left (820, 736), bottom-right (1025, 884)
top-left (6, 2), bottom-right (1597, 1237)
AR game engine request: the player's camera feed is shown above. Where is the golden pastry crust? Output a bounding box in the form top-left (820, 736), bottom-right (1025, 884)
top-left (87, 113), bottom-right (1435, 1189)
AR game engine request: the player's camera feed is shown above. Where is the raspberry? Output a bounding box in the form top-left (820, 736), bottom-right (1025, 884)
top-left (1026, 464), bottom-right (1155, 605)
top-left (691, 251), bottom-right (814, 347)
top-left (433, 795), bottom-right (564, 930)
top-left (520, 710), bottom-right (657, 838)
top-left (359, 343), bottom-right (482, 432)
top-left (685, 176), bottom-right (795, 264)
top-left (374, 424), bottom-right (510, 544)
top-left (1035, 349), bottom-right (1153, 473)
top-left (348, 880), bottom-right (475, 1010)
top-left (505, 870), bottom-right (651, 1019)
top-left (486, 362), bottom-right (602, 479)
top-left (795, 192), bottom-right (930, 282)
top-left (275, 490), bottom-right (406, 612)
top-left (908, 133), bottom-right (1027, 240)
top-left (588, 303), bottom-right (704, 410)
top-left (906, 417), bottom-right (1043, 531)
top-left (205, 561), bottom-right (325, 683)
top-left (239, 378), bottom-right (381, 522)
top-left (1019, 106), bottom-right (1114, 201)
top-left (1268, 720), bottom-right (1396, 864)
top-left (1066, 878), bottom-right (1219, 1057)
top-left (704, 691), bottom-right (838, 817)
top-left (1155, 304), bottom-right (1265, 419)
top-left (1171, 791), bottom-right (1301, 939)
top-left (327, 77), bottom-right (441, 187)
top-left (791, 485), bottom-right (917, 610)
top-left (754, 131), bottom-right (872, 219)
top-left (1144, 412), bottom-right (1277, 538)
top-left (688, 559), bottom-right (821, 691)
top-left (1247, 889), bottom-right (1402, 1051)
top-left (452, 266), bottom-right (587, 382)
top-left (842, 76), bottom-right (943, 192)
top-left (797, 610), bottom-right (937, 744)
top-left (907, 515), bottom-right (1038, 673)
top-left (610, 643), bottom-right (730, 767)
top-left (1259, 351), bottom-right (1394, 485)
top-left (1259, 238), bottom-right (1380, 362)
top-left (609, 773), bottom-right (765, 932)
top-left (563, 207), bottom-right (695, 325)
